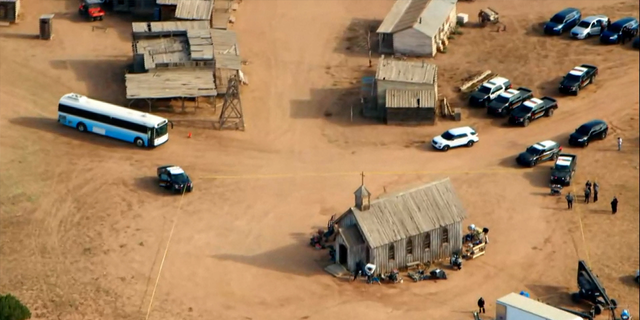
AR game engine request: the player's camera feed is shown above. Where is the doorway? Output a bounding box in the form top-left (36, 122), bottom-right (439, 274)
top-left (339, 244), bottom-right (348, 265)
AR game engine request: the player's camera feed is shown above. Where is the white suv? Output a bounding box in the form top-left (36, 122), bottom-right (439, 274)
top-left (431, 126), bottom-right (479, 151)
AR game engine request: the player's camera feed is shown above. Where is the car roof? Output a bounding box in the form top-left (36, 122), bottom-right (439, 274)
top-left (581, 15), bottom-right (606, 23)
top-left (568, 66), bottom-right (588, 76)
top-left (523, 98), bottom-right (543, 108)
top-left (532, 140), bottom-right (558, 150)
top-left (447, 126), bottom-right (475, 135)
top-left (500, 89), bottom-right (520, 98)
top-left (612, 17), bottom-right (638, 27)
top-left (167, 166), bottom-right (185, 175)
top-left (579, 119), bottom-right (606, 128)
top-left (484, 77), bottom-right (509, 87)
top-left (556, 156), bottom-right (573, 165)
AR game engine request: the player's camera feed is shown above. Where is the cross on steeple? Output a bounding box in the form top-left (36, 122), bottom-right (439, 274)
top-left (361, 171), bottom-right (365, 186)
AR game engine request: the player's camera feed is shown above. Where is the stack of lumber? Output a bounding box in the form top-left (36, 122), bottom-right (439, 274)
top-left (439, 97), bottom-right (454, 118)
top-left (458, 70), bottom-right (498, 94)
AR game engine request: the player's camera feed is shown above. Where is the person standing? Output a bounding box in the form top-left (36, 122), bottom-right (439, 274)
top-left (611, 197), bottom-right (618, 214)
top-left (618, 137), bottom-right (623, 151)
top-left (585, 180), bottom-right (592, 192)
top-left (621, 27), bottom-right (629, 44)
top-left (593, 182), bottom-right (599, 202)
top-left (566, 192), bottom-right (574, 209)
top-left (478, 297), bottom-right (486, 314)
top-left (584, 187), bottom-right (591, 204)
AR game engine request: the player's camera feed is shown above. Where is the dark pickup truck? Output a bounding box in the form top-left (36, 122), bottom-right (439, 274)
top-left (508, 97), bottom-right (558, 127)
top-left (487, 87), bottom-right (533, 117)
top-left (550, 154), bottom-right (577, 186)
top-left (558, 64), bottom-right (598, 95)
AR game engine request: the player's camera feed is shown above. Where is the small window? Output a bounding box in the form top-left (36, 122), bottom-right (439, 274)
top-left (388, 244), bottom-right (395, 260)
top-left (424, 234), bottom-right (431, 250)
top-left (442, 228), bottom-right (449, 243)
top-left (406, 238), bottom-right (413, 255)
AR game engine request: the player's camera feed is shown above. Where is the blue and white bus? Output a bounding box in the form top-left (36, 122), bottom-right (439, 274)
top-left (57, 93), bottom-right (171, 147)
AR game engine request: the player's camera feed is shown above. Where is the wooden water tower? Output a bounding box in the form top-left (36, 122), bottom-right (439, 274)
top-left (39, 14), bottom-right (54, 40)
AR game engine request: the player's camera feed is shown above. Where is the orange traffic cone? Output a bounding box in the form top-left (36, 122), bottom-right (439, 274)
top-left (188, 132), bottom-right (192, 138)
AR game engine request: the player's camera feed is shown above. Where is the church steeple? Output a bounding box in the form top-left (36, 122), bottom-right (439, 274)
top-left (354, 172), bottom-right (371, 211)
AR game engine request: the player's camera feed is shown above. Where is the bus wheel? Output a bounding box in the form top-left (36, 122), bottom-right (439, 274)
top-left (134, 138), bottom-right (145, 148)
top-left (77, 122), bottom-right (87, 132)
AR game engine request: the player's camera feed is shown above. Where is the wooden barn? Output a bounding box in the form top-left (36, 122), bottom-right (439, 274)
top-left (333, 178), bottom-right (467, 274)
top-left (385, 88), bottom-right (436, 124)
top-left (376, 0), bottom-right (458, 57)
top-left (367, 56), bottom-right (437, 121)
top-left (0, 0), bottom-right (20, 23)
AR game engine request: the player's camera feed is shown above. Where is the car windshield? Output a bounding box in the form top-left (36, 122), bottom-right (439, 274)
top-left (564, 74), bottom-right (582, 82)
top-left (173, 173), bottom-right (189, 183)
top-left (576, 125), bottom-right (592, 135)
top-left (517, 106), bottom-right (534, 114)
top-left (155, 122), bottom-right (169, 138)
top-left (440, 131), bottom-right (455, 141)
top-left (525, 146), bottom-right (542, 155)
top-left (477, 85), bottom-right (493, 94)
top-left (554, 163), bottom-right (570, 170)
top-left (493, 95), bottom-right (511, 104)
top-left (608, 24), bottom-right (622, 33)
top-left (577, 21), bottom-right (591, 28)
top-left (550, 15), bottom-right (565, 24)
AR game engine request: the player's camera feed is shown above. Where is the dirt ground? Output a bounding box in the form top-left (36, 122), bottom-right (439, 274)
top-left (0, 0), bottom-right (638, 319)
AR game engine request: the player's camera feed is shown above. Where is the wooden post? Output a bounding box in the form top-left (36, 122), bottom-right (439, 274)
top-left (350, 105), bottom-right (353, 122)
top-left (367, 30), bottom-right (372, 68)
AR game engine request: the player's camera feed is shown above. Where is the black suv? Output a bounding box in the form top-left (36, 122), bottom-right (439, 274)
top-left (569, 120), bottom-right (608, 147)
top-left (516, 140), bottom-right (562, 167)
top-left (157, 165), bottom-right (194, 193)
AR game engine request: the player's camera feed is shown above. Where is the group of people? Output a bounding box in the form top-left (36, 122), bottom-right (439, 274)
top-left (565, 180), bottom-right (618, 214)
top-left (599, 18), bottom-right (636, 45)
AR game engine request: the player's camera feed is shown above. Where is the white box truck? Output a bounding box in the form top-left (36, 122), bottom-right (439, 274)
top-left (496, 293), bottom-right (582, 320)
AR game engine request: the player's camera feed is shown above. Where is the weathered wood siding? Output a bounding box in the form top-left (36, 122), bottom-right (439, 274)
top-left (376, 81), bottom-right (435, 110)
top-left (335, 235), bottom-right (368, 272)
top-left (431, 6), bottom-right (457, 57)
top-left (386, 108), bottom-right (435, 125)
top-left (215, 68), bottom-right (239, 95)
top-left (371, 221), bottom-right (463, 274)
top-left (393, 28), bottom-right (432, 57)
top-left (336, 211), bottom-right (357, 229)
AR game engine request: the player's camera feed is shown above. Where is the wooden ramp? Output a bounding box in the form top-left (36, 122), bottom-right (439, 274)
top-left (324, 264), bottom-right (350, 278)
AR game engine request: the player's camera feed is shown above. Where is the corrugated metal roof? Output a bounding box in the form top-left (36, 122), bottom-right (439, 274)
top-left (131, 20), bottom-right (210, 36)
top-left (125, 68), bottom-right (216, 99)
top-left (175, 0), bottom-right (214, 20)
top-left (376, 57), bottom-right (437, 84)
top-left (377, 0), bottom-right (457, 37)
top-left (349, 178), bottom-right (467, 248)
top-left (211, 29), bottom-right (241, 70)
top-left (377, 0), bottom-right (429, 33)
top-left (497, 293), bottom-right (582, 320)
top-left (385, 89), bottom-right (436, 108)
top-left (133, 37), bottom-right (190, 70)
top-left (188, 29), bottom-right (214, 60)
top-left (339, 225), bottom-right (365, 247)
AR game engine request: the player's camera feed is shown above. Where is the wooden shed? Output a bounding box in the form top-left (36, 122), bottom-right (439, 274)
top-left (376, 0), bottom-right (458, 57)
top-left (370, 56), bottom-right (437, 120)
top-left (333, 178), bottom-right (467, 274)
top-left (385, 89), bottom-right (436, 124)
top-left (0, 0), bottom-right (20, 23)
top-left (211, 29), bottom-right (241, 95)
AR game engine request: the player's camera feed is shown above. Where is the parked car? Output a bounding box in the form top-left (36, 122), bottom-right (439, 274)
top-left (568, 119), bottom-right (608, 147)
top-left (550, 154), bottom-right (577, 186)
top-left (544, 8), bottom-right (581, 35)
top-left (431, 126), bottom-right (479, 151)
top-left (157, 165), bottom-right (194, 193)
top-left (600, 17), bottom-right (639, 44)
top-left (570, 15), bottom-right (609, 39)
top-left (468, 77), bottom-right (512, 107)
top-left (78, 0), bottom-right (105, 21)
top-left (508, 97), bottom-right (558, 127)
top-left (516, 140), bottom-right (563, 167)
top-left (487, 87), bottom-right (533, 117)
top-left (558, 64), bottom-right (598, 95)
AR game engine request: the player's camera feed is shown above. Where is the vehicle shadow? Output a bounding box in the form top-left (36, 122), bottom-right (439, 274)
top-left (49, 59), bottom-right (129, 104)
top-left (523, 167), bottom-right (553, 188)
top-left (8, 117), bottom-right (135, 149)
top-left (618, 275), bottom-right (638, 288)
top-left (524, 21), bottom-right (548, 38)
top-left (134, 176), bottom-right (166, 195)
top-left (525, 284), bottom-right (572, 305)
top-left (536, 77), bottom-right (563, 97)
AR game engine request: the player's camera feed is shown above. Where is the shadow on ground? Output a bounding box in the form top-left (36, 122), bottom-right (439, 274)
top-left (133, 176), bottom-right (167, 196)
top-left (335, 18), bottom-right (381, 57)
top-left (50, 59), bottom-right (129, 105)
top-left (8, 117), bottom-right (134, 149)
top-left (0, 32), bottom-right (40, 40)
top-left (211, 233), bottom-right (331, 277)
top-left (525, 284), bottom-right (573, 305)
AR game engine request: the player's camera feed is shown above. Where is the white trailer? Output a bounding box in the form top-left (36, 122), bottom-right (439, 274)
top-left (496, 293), bottom-right (582, 320)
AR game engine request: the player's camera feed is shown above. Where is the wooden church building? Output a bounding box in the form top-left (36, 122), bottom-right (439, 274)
top-left (333, 177), bottom-right (467, 274)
